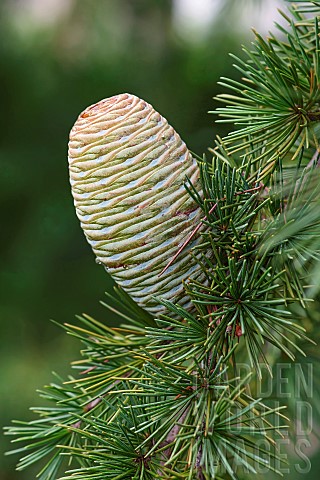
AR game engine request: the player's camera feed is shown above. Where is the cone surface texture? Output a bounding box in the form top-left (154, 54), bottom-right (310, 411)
top-left (68, 93), bottom-right (202, 315)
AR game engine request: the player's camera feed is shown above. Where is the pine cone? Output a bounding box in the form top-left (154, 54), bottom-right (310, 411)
top-left (68, 93), bottom-right (202, 315)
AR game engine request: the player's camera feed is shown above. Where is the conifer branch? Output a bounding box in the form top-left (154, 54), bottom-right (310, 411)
top-left (5, 2), bottom-right (320, 479)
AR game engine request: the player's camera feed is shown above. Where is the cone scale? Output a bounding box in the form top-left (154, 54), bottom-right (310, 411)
top-left (68, 93), bottom-right (202, 315)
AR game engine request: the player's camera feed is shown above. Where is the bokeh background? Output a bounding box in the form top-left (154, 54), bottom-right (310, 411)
top-left (1, 0), bottom-right (319, 479)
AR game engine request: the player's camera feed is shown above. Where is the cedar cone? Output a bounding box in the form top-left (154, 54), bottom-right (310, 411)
top-left (68, 93), bottom-right (202, 315)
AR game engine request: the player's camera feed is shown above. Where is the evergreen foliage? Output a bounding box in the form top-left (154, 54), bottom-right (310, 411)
top-left (5, 1), bottom-right (320, 478)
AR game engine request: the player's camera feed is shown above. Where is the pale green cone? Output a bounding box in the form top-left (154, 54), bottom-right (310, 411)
top-left (68, 93), bottom-right (203, 315)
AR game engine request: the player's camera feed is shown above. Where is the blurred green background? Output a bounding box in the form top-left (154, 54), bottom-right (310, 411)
top-left (1, 0), bottom-right (319, 478)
